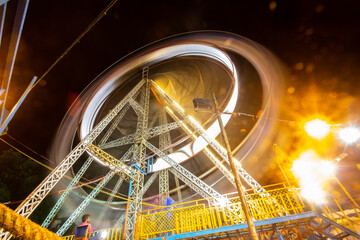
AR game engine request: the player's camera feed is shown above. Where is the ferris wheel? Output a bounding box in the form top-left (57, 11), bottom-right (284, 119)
top-left (0, 31), bottom-right (283, 240)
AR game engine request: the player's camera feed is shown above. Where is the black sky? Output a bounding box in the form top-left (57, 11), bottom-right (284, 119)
top-left (1, 0), bottom-right (360, 177)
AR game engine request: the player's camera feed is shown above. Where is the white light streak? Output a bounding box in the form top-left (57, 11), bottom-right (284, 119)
top-left (338, 127), bottom-right (360, 144)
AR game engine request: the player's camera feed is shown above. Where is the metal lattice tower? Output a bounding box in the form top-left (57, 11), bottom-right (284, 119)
top-left (0, 78), bottom-right (145, 240)
top-left (159, 108), bottom-right (170, 205)
top-left (150, 80), bottom-right (267, 194)
top-left (0, 63), bottom-right (270, 240)
top-left (124, 67), bottom-right (150, 239)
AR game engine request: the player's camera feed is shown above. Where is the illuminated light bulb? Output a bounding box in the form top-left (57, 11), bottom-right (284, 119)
top-left (338, 127), bottom-right (360, 144)
top-left (291, 150), bottom-right (335, 204)
top-left (101, 231), bottom-right (108, 238)
top-left (318, 161), bottom-right (336, 177)
top-left (305, 119), bottom-right (330, 139)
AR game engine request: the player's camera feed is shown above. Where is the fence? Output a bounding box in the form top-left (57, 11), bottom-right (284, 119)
top-left (63, 226), bottom-right (123, 240)
top-left (135, 186), bottom-right (305, 239)
top-left (61, 183), bottom-right (360, 239)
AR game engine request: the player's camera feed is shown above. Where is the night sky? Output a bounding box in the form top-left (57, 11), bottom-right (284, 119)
top-left (1, 0), bottom-right (360, 202)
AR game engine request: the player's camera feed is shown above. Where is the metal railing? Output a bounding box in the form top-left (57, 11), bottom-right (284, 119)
top-left (60, 183), bottom-right (360, 240)
top-left (135, 186), bottom-right (305, 239)
top-left (63, 227), bottom-right (123, 240)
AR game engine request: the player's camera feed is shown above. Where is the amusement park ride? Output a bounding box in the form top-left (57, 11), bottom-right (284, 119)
top-left (0, 1), bottom-right (359, 240)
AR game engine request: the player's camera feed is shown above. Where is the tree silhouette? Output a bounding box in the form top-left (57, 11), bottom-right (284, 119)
top-left (0, 148), bottom-right (53, 224)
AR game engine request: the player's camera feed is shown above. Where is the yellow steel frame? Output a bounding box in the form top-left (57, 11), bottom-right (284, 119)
top-left (135, 186), bottom-right (305, 239)
top-left (61, 183), bottom-right (360, 240)
top-left (87, 144), bottom-right (137, 182)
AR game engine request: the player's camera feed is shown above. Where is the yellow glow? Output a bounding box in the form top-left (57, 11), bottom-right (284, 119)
top-left (305, 119), bottom-right (330, 139)
top-left (291, 150), bottom-right (336, 204)
top-left (150, 54), bottom-right (239, 172)
top-left (214, 197), bottom-right (230, 207)
top-left (165, 106), bottom-right (174, 114)
top-left (338, 127), bottom-right (360, 144)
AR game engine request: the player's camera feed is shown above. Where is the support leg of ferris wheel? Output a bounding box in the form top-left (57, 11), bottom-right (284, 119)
top-left (159, 108), bottom-right (171, 205)
top-left (0, 80), bottom-right (145, 240)
top-left (55, 146), bottom-right (134, 236)
top-left (41, 103), bottom-right (131, 228)
top-left (164, 106), bottom-right (237, 188)
top-left (125, 67), bottom-right (150, 240)
top-left (150, 80), bottom-right (267, 194)
top-left (145, 141), bottom-right (226, 202)
top-left (56, 170), bottom-right (116, 236)
top-left (151, 81), bottom-right (286, 218)
top-left (97, 176), bottom-right (124, 226)
top-left (113, 170), bottom-right (159, 228)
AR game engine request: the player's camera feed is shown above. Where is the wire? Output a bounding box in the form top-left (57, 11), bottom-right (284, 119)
top-left (6, 134), bottom-right (55, 164)
top-left (0, 137), bottom-right (54, 171)
top-left (0, 137), bottom-right (156, 207)
top-left (30, 0), bottom-right (118, 91)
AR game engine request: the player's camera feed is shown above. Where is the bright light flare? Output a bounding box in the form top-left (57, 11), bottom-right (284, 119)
top-left (214, 197), bottom-right (230, 207)
top-left (338, 127), bottom-right (360, 144)
top-left (305, 119), bottom-right (330, 139)
top-left (291, 150), bottom-right (336, 204)
top-left (101, 231), bottom-right (108, 238)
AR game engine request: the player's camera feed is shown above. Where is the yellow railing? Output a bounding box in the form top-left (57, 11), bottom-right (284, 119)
top-left (59, 184), bottom-right (360, 239)
top-left (319, 198), bottom-right (360, 239)
top-left (135, 186), bottom-right (305, 239)
top-left (63, 226), bottom-right (123, 240)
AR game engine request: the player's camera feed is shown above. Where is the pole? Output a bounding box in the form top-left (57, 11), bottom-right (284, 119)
top-left (212, 92), bottom-right (259, 240)
top-left (0, 76), bottom-right (37, 135)
top-left (273, 144), bottom-right (291, 187)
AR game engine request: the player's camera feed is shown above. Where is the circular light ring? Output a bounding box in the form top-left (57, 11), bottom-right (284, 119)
top-left (52, 32), bottom-right (281, 177)
top-left (79, 41), bottom-right (238, 171)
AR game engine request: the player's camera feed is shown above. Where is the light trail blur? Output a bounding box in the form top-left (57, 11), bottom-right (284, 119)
top-left (291, 150), bottom-right (336, 204)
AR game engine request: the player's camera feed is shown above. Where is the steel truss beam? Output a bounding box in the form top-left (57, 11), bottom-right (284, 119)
top-left (159, 170), bottom-right (169, 205)
top-left (97, 176), bottom-right (124, 224)
top-left (14, 80), bottom-right (145, 218)
top-left (145, 141), bottom-right (225, 201)
top-left (56, 170), bottom-right (116, 236)
top-left (129, 98), bottom-right (144, 116)
top-left (125, 67), bottom-right (150, 239)
top-left (174, 174), bottom-right (182, 202)
top-left (114, 212), bottom-right (126, 227)
top-left (165, 108), bottom-right (237, 189)
top-left (150, 80), bottom-right (266, 194)
top-left (146, 120), bottom-right (183, 139)
top-left (159, 108), bottom-right (170, 205)
top-left (0, 80), bottom-right (145, 239)
top-left (100, 121), bottom-right (183, 149)
top-left (88, 144), bottom-right (138, 182)
top-left (56, 146), bottom-right (134, 236)
top-left (159, 108), bottom-right (183, 202)
top-left (140, 172), bottom-right (159, 196)
top-left (42, 104), bottom-right (131, 228)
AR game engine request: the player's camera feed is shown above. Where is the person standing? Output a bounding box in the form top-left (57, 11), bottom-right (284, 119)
top-left (78, 214), bottom-right (102, 240)
top-left (163, 193), bottom-right (174, 210)
top-left (162, 194), bottom-right (174, 236)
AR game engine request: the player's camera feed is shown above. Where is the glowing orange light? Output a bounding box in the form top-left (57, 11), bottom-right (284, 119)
top-left (291, 150), bottom-right (336, 204)
top-left (305, 119), bottom-right (330, 139)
